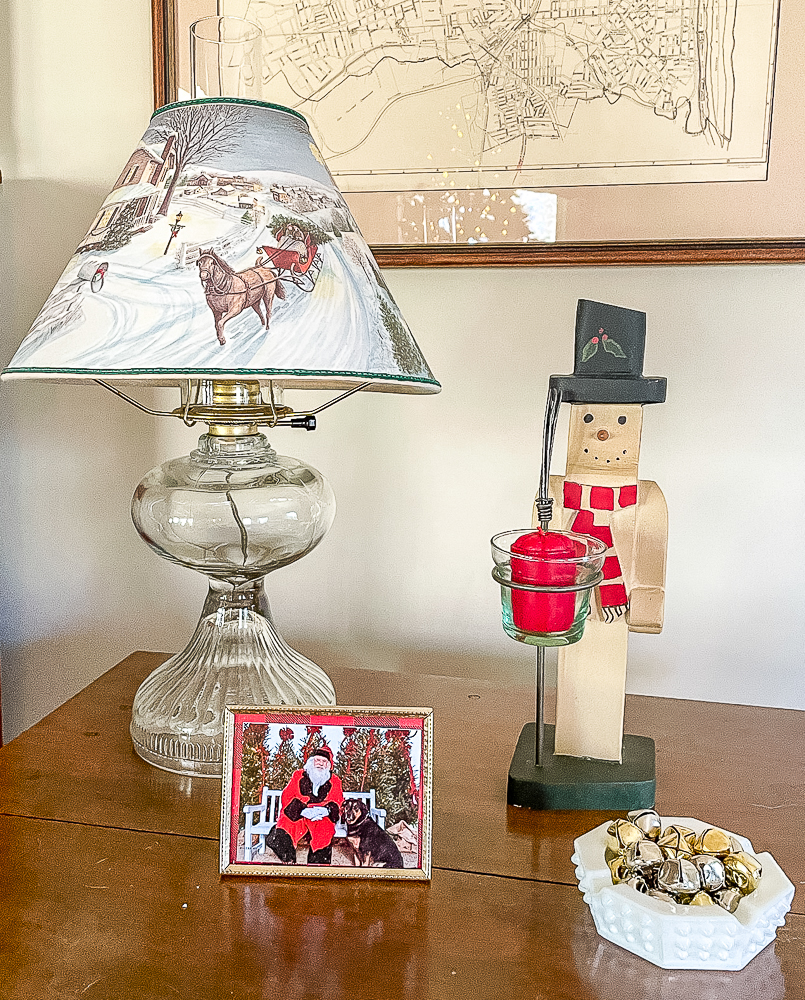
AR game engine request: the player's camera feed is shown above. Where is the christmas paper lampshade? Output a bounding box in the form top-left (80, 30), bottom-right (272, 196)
top-left (2, 98), bottom-right (439, 394)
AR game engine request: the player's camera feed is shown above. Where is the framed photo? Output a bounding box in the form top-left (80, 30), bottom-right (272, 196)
top-left (151, 0), bottom-right (805, 266)
top-left (220, 705), bottom-right (433, 879)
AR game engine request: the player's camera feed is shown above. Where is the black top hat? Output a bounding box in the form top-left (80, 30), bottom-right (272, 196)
top-left (549, 300), bottom-right (666, 404)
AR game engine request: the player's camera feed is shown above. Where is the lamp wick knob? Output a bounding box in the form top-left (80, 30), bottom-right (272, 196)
top-left (290, 415), bottom-right (317, 431)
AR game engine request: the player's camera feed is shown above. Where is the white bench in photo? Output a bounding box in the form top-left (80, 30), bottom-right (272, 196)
top-left (242, 787), bottom-right (387, 862)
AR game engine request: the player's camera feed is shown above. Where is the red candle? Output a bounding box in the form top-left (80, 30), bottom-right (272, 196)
top-left (510, 530), bottom-right (582, 633)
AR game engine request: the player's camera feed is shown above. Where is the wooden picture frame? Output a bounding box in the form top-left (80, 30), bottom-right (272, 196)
top-left (220, 705), bottom-right (433, 879)
top-left (152, 0), bottom-right (805, 267)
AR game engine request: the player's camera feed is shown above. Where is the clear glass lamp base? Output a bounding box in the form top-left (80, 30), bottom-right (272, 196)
top-left (130, 581), bottom-right (336, 776)
top-left (129, 425), bottom-right (338, 777)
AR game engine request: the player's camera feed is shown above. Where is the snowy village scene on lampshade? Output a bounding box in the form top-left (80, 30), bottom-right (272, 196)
top-left (3, 99), bottom-right (439, 393)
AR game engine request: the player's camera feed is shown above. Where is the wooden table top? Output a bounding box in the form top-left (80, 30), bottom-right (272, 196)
top-left (1, 650), bottom-right (803, 998)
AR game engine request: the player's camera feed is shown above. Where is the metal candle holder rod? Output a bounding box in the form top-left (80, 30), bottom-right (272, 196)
top-left (533, 386), bottom-right (562, 766)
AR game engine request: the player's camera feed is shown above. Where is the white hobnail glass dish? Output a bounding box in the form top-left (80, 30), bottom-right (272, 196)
top-left (572, 816), bottom-right (795, 970)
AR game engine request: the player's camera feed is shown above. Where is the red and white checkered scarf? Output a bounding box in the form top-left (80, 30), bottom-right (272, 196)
top-left (563, 481), bottom-right (637, 621)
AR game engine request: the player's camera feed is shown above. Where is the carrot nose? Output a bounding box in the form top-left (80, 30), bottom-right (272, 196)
top-left (597, 429), bottom-right (609, 441)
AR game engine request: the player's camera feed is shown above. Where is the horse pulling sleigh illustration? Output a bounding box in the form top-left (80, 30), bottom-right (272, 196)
top-left (196, 250), bottom-right (286, 346)
top-left (196, 225), bottom-right (324, 345)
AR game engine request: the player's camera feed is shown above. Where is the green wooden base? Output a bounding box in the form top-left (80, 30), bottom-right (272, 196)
top-left (507, 723), bottom-right (656, 811)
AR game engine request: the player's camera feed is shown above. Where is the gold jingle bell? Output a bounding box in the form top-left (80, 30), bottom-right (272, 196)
top-left (689, 890), bottom-right (717, 907)
top-left (627, 809), bottom-right (662, 841)
top-left (657, 825), bottom-right (696, 854)
top-left (608, 855), bottom-right (632, 884)
top-left (692, 827), bottom-right (733, 856)
top-left (715, 887), bottom-right (743, 913)
top-left (660, 844), bottom-right (693, 861)
top-left (724, 851), bottom-right (763, 895)
top-left (691, 854), bottom-right (726, 892)
top-left (624, 839), bottom-right (664, 875)
top-left (657, 857), bottom-right (700, 897)
top-left (606, 819), bottom-right (643, 853)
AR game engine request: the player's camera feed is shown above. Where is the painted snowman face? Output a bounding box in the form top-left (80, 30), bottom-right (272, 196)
top-left (566, 403), bottom-right (643, 477)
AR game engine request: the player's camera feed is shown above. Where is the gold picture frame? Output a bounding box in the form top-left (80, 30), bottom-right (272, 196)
top-left (220, 705), bottom-right (433, 879)
top-left (152, 0), bottom-right (805, 267)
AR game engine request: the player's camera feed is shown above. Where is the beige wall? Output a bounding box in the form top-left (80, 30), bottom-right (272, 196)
top-left (2, 1), bottom-right (804, 741)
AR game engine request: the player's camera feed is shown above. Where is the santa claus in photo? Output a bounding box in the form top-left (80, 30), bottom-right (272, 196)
top-left (266, 746), bottom-right (343, 865)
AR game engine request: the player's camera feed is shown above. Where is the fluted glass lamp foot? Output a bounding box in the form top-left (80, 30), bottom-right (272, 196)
top-left (130, 581), bottom-right (335, 776)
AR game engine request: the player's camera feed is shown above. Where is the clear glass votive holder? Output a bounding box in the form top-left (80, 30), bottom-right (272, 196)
top-left (491, 529), bottom-right (607, 646)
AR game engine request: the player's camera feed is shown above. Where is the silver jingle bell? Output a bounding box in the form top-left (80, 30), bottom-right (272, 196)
top-left (627, 808), bottom-right (662, 841)
top-left (624, 839), bottom-right (664, 875)
top-left (715, 888), bottom-right (743, 913)
top-left (657, 857), bottom-right (700, 897)
top-left (626, 875), bottom-right (650, 894)
top-left (691, 854), bottom-right (726, 892)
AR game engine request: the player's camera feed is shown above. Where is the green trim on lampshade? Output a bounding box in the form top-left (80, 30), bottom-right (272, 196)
top-left (152, 97), bottom-right (308, 126)
top-left (1, 365), bottom-right (441, 389)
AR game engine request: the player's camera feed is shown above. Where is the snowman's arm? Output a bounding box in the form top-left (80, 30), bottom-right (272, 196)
top-left (627, 480), bottom-right (668, 634)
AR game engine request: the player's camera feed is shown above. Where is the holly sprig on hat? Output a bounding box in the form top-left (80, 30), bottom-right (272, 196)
top-left (581, 327), bottom-right (626, 362)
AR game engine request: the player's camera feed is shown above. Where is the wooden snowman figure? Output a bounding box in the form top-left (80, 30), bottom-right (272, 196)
top-left (542, 300), bottom-right (667, 764)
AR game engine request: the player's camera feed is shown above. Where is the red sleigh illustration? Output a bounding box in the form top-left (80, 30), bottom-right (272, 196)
top-left (256, 223), bottom-right (323, 293)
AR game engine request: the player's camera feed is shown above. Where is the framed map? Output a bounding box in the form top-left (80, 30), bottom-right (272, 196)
top-left (152, 0), bottom-right (805, 266)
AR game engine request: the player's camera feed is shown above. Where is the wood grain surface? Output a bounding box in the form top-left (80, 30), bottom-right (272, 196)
top-left (1, 650), bottom-right (804, 997)
top-left (1, 813), bottom-right (802, 1000)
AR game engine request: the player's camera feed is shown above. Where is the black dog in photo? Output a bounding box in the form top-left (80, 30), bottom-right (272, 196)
top-left (342, 798), bottom-right (405, 869)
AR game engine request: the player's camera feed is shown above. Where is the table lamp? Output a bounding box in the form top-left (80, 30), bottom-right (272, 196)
top-left (2, 97), bottom-right (439, 776)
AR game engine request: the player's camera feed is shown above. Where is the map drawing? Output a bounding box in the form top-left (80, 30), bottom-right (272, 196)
top-left (224, 0), bottom-right (780, 189)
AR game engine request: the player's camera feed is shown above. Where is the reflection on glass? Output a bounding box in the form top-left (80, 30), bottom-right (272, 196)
top-left (511, 191), bottom-right (558, 244)
top-left (390, 189), bottom-right (557, 245)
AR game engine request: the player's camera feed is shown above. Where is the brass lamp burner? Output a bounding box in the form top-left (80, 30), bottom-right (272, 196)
top-left (174, 380), bottom-right (294, 435)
